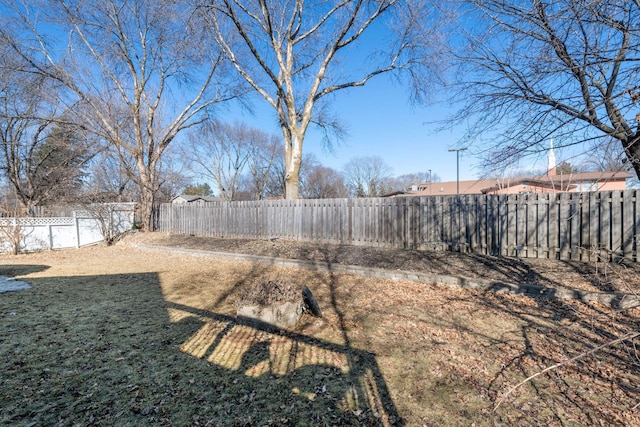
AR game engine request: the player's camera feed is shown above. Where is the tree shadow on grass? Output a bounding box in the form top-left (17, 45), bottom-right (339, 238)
top-left (456, 286), bottom-right (640, 425)
top-left (0, 270), bottom-right (401, 426)
top-left (0, 264), bottom-right (50, 277)
top-left (299, 246), bottom-right (640, 425)
top-left (169, 300), bottom-right (400, 426)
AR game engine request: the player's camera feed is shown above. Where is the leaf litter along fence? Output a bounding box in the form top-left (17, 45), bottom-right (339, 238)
top-left (154, 190), bottom-right (640, 262)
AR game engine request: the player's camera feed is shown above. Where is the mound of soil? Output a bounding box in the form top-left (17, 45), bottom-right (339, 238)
top-left (237, 280), bottom-right (300, 307)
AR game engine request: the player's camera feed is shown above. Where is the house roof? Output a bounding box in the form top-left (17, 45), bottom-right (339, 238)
top-left (405, 171), bottom-right (632, 196)
top-left (172, 194), bottom-right (222, 203)
top-left (479, 178), bottom-right (578, 194)
top-left (381, 190), bottom-right (409, 197)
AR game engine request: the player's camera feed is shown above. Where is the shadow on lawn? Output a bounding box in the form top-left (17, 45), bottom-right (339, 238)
top-left (0, 264), bottom-right (50, 277)
top-left (0, 268), bottom-right (401, 426)
top-left (306, 247), bottom-right (640, 425)
top-left (170, 301), bottom-right (400, 426)
top-left (465, 280), bottom-right (640, 425)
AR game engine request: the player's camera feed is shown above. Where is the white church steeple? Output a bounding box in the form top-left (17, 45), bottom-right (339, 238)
top-left (547, 138), bottom-right (556, 176)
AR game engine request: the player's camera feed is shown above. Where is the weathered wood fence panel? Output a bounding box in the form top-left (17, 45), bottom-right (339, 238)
top-left (155, 190), bottom-right (640, 262)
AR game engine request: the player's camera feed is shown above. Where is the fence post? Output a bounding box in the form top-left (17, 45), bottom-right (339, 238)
top-left (74, 212), bottom-right (81, 248)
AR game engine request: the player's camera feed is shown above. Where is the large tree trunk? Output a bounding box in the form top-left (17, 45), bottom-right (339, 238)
top-left (283, 129), bottom-right (303, 199)
top-left (136, 162), bottom-right (158, 231)
top-left (137, 188), bottom-right (155, 231)
top-left (285, 170), bottom-right (300, 199)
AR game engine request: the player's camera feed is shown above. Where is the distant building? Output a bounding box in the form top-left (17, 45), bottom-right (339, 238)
top-left (171, 194), bottom-right (223, 204)
top-left (402, 140), bottom-right (632, 197)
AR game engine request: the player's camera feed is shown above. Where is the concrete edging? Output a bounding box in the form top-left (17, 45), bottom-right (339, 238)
top-left (136, 244), bottom-right (640, 309)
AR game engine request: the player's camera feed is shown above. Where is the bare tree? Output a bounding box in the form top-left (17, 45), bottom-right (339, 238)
top-left (1, 0), bottom-right (240, 229)
top-left (185, 120), bottom-right (272, 200)
top-left (245, 132), bottom-right (281, 200)
top-left (0, 97), bottom-right (95, 212)
top-left (153, 149), bottom-right (193, 203)
top-left (0, 194), bottom-right (25, 254)
top-left (389, 171), bottom-right (441, 192)
top-left (300, 165), bottom-right (348, 199)
top-left (71, 201), bottom-right (131, 246)
top-left (449, 0), bottom-right (640, 178)
top-left (343, 155), bottom-right (393, 197)
top-left (85, 147), bottom-right (136, 203)
top-left (0, 43), bottom-right (97, 213)
top-left (199, 0), bottom-right (444, 199)
top-left (584, 138), bottom-right (634, 173)
top-left (239, 149), bottom-right (323, 200)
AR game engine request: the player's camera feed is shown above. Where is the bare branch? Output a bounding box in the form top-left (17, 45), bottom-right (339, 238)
top-left (494, 331), bottom-right (640, 411)
top-left (449, 0), bottom-right (640, 178)
top-left (199, 0), bottom-right (442, 198)
top-left (3, 0), bottom-right (239, 228)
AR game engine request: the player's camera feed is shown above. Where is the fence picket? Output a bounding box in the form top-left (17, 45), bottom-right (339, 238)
top-left (635, 190), bottom-right (640, 262)
top-left (500, 195), bottom-right (511, 256)
top-left (516, 194), bottom-right (527, 257)
top-left (601, 192), bottom-right (612, 259)
top-left (478, 195), bottom-right (488, 255)
top-left (611, 191), bottom-right (623, 258)
top-left (623, 191), bottom-right (634, 259)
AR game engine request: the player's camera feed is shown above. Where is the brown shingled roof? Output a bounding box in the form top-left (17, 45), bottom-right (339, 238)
top-left (403, 171), bottom-right (631, 196)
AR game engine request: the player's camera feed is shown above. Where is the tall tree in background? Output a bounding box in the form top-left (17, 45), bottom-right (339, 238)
top-left (389, 171), bottom-right (440, 192)
top-left (84, 147), bottom-right (136, 202)
top-left (182, 183), bottom-right (214, 197)
top-left (450, 0), bottom-right (640, 178)
top-left (300, 165), bottom-right (347, 199)
top-left (185, 121), bottom-right (272, 200)
top-left (32, 122), bottom-right (92, 201)
top-left (0, 45), bottom-right (94, 212)
top-left (556, 161), bottom-right (580, 176)
top-left (343, 155), bottom-right (393, 197)
top-left (245, 132), bottom-right (281, 200)
top-left (200, 0), bottom-right (443, 199)
top-left (1, 0), bottom-right (240, 229)
top-left (1, 117), bottom-right (93, 212)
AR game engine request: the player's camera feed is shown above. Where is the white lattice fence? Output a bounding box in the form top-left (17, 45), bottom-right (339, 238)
top-left (0, 204), bottom-right (135, 253)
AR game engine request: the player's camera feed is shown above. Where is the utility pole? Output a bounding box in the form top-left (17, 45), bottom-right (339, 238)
top-left (448, 148), bottom-right (468, 195)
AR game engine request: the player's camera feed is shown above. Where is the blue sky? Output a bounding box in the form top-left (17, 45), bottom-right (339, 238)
top-left (226, 74), bottom-right (483, 183)
top-left (225, 70), bottom-right (591, 184)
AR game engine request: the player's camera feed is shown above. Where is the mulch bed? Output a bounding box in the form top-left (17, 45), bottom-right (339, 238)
top-left (130, 232), bottom-right (640, 295)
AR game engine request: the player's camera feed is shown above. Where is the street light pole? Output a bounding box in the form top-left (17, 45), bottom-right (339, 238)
top-left (428, 169), bottom-right (432, 195)
top-left (448, 148), bottom-right (468, 195)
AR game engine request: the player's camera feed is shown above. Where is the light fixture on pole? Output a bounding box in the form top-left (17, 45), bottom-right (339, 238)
top-left (448, 148), bottom-right (468, 195)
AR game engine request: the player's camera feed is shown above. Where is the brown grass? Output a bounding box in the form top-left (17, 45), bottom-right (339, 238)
top-left (1, 239), bottom-right (639, 426)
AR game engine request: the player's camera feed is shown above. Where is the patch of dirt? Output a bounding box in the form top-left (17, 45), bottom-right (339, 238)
top-left (127, 231), bottom-right (640, 295)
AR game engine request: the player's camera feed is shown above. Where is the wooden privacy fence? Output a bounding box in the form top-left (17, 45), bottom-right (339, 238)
top-left (155, 190), bottom-right (640, 262)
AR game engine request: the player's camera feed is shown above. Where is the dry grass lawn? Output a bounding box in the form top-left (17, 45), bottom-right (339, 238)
top-left (1, 235), bottom-right (640, 426)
